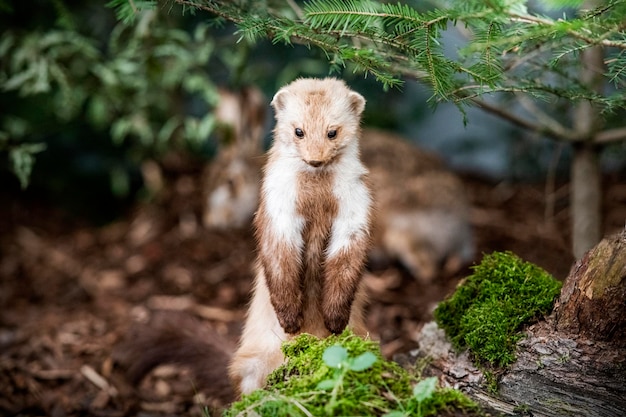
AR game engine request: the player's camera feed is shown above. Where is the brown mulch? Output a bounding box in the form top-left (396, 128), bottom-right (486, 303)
top-left (0, 160), bottom-right (624, 416)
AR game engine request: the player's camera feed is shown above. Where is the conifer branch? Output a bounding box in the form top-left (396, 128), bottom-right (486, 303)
top-left (168, 0), bottom-right (626, 116)
top-left (508, 12), bottom-right (626, 50)
top-left (175, 0), bottom-right (245, 24)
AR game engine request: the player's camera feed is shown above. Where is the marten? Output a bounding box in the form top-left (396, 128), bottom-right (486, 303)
top-left (229, 77), bottom-right (373, 394)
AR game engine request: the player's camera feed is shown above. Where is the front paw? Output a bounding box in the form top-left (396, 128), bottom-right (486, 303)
top-left (276, 308), bottom-right (303, 334)
top-left (323, 310), bottom-right (350, 335)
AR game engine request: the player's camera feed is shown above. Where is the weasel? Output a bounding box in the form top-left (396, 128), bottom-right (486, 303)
top-left (229, 78), bottom-right (373, 394)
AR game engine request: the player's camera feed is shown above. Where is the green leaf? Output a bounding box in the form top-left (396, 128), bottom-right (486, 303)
top-left (348, 351), bottom-right (377, 372)
top-left (322, 345), bottom-right (348, 368)
top-left (412, 377), bottom-right (437, 402)
top-left (196, 114), bottom-right (215, 143)
top-left (316, 379), bottom-right (336, 390)
top-left (110, 165), bottom-right (130, 197)
top-left (92, 64), bottom-right (118, 86)
top-left (537, 0), bottom-right (584, 9)
top-left (3, 66), bottom-right (37, 92)
top-left (111, 118), bottom-right (132, 145)
top-left (107, 0), bottom-right (157, 25)
top-left (87, 95), bottom-right (110, 129)
top-left (9, 143), bottom-right (46, 189)
top-left (382, 412), bottom-right (407, 417)
top-left (157, 116), bottom-right (181, 146)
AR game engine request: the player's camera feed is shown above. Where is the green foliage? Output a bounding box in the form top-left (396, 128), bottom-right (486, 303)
top-left (163, 0), bottom-right (626, 111)
top-left (434, 251), bottom-right (562, 368)
top-left (7, 142), bottom-right (47, 189)
top-left (0, 6), bottom-right (218, 189)
top-left (224, 330), bottom-right (481, 417)
top-left (106, 0), bottom-right (157, 24)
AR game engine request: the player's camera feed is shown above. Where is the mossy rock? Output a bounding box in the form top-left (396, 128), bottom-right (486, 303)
top-left (224, 330), bottom-right (481, 416)
top-left (434, 251), bottom-right (562, 368)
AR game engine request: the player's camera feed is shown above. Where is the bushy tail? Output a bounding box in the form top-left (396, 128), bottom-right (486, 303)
top-left (113, 311), bottom-right (235, 406)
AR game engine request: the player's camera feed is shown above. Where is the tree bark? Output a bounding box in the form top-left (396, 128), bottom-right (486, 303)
top-left (570, 143), bottom-right (602, 259)
top-left (553, 230), bottom-right (626, 343)
top-left (405, 230), bottom-right (626, 417)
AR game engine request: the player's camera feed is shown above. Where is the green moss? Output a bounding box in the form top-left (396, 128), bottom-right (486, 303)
top-left (434, 251), bottom-right (562, 368)
top-left (407, 388), bottom-right (482, 417)
top-left (483, 370), bottom-right (499, 394)
top-left (224, 330), bottom-right (482, 416)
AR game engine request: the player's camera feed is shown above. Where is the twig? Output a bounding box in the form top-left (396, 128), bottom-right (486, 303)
top-left (594, 126), bottom-right (626, 144)
top-left (544, 143), bottom-right (565, 223)
top-left (192, 304), bottom-right (241, 322)
top-left (516, 94), bottom-right (573, 139)
top-left (80, 365), bottom-right (118, 396)
top-left (469, 97), bottom-right (568, 141)
top-left (175, 0), bottom-right (245, 24)
top-left (509, 13), bottom-right (626, 50)
top-left (286, 0), bottom-right (303, 19)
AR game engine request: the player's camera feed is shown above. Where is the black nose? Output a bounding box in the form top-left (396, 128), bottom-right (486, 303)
top-left (308, 160), bottom-right (323, 167)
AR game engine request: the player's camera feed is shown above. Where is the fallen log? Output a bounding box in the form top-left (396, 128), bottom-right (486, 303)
top-left (406, 229), bottom-right (626, 417)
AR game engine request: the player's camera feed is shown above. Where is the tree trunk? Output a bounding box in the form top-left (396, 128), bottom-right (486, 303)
top-left (570, 0), bottom-right (605, 259)
top-left (405, 230), bottom-right (626, 417)
top-left (553, 230), bottom-right (626, 343)
top-left (571, 143), bottom-right (602, 258)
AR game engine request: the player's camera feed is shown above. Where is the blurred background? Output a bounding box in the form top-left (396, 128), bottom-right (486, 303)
top-left (2, 0), bottom-right (624, 220)
top-left (0, 0), bottom-right (624, 415)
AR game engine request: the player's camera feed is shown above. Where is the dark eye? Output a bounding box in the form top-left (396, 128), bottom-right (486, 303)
top-left (227, 178), bottom-right (236, 193)
top-left (327, 130), bottom-right (337, 139)
top-left (295, 128), bottom-right (304, 138)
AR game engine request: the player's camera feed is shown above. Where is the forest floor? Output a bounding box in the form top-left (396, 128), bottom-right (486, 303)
top-left (1, 156), bottom-right (624, 417)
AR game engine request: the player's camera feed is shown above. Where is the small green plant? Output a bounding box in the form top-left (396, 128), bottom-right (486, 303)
top-left (384, 377), bottom-right (438, 417)
top-left (412, 377), bottom-right (438, 416)
top-left (434, 251), bottom-right (562, 368)
top-left (316, 345), bottom-right (378, 414)
top-left (224, 330), bottom-right (481, 416)
top-left (513, 403), bottom-right (531, 414)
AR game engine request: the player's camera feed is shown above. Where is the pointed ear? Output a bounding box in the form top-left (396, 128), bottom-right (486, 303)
top-left (271, 89), bottom-right (290, 114)
top-left (348, 91), bottom-right (366, 116)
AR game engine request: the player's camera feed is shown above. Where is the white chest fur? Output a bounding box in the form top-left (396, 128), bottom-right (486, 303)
top-left (262, 139), bottom-right (371, 257)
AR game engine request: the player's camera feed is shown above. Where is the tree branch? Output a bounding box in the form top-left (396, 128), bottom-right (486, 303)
top-left (175, 0), bottom-right (245, 24)
top-left (469, 97), bottom-right (567, 141)
top-left (516, 94), bottom-right (575, 139)
top-left (286, 0), bottom-right (304, 19)
top-left (509, 13), bottom-right (626, 50)
top-left (594, 126), bottom-right (626, 144)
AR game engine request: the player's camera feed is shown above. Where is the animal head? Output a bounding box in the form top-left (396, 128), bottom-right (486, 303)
top-left (203, 87), bottom-right (267, 229)
top-left (213, 86), bottom-right (266, 154)
top-left (203, 149), bottom-right (263, 229)
top-left (270, 78), bottom-right (365, 168)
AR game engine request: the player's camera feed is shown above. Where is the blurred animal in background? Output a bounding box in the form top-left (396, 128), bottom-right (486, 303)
top-left (361, 129), bottom-right (474, 283)
top-left (201, 93), bottom-right (474, 283)
top-left (114, 311), bottom-right (236, 408)
top-left (202, 86), bottom-right (267, 229)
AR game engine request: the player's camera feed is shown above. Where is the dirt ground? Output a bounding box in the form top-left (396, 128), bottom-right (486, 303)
top-left (1, 155), bottom-right (624, 417)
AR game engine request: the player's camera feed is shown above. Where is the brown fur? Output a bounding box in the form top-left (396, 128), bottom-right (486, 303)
top-left (249, 161), bottom-right (340, 334)
top-left (113, 311), bottom-right (235, 407)
top-left (229, 78), bottom-right (372, 394)
top-left (202, 127), bottom-right (475, 283)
